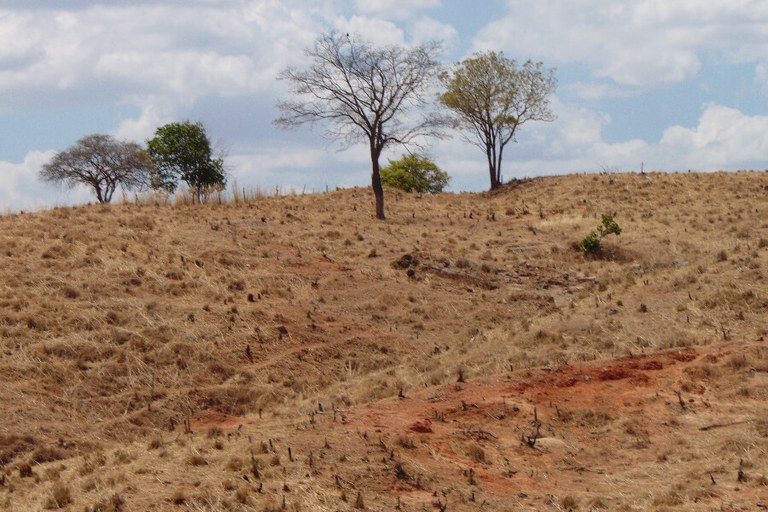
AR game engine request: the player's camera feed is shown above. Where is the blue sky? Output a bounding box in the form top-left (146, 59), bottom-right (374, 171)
top-left (2, 0), bottom-right (768, 212)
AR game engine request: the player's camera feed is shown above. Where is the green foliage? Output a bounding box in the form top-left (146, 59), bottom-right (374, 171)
top-left (439, 51), bottom-right (556, 190)
top-left (579, 214), bottom-right (622, 254)
top-left (380, 154), bottom-right (449, 194)
top-left (579, 232), bottom-right (602, 254)
top-left (146, 121), bottom-right (225, 204)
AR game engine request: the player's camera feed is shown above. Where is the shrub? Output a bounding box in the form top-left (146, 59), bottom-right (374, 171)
top-left (380, 153), bottom-right (450, 193)
top-left (579, 214), bottom-right (622, 254)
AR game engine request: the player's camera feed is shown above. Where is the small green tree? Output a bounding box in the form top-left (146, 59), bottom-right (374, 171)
top-left (146, 121), bottom-right (225, 204)
top-left (380, 154), bottom-right (449, 193)
top-left (579, 214), bottom-right (622, 254)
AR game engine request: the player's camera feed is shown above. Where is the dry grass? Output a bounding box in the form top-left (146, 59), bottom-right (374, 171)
top-left (0, 171), bottom-right (767, 510)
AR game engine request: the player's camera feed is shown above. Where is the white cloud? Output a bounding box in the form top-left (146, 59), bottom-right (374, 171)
top-left (410, 17), bottom-right (459, 48)
top-left (231, 147), bottom-right (328, 177)
top-left (552, 104), bottom-right (612, 157)
top-left (0, 1), bottom-right (328, 111)
top-left (475, 0), bottom-right (768, 87)
top-left (659, 104), bottom-right (768, 169)
top-left (755, 63), bottom-right (768, 93)
top-left (0, 13), bottom-right (44, 73)
top-left (533, 102), bottom-right (768, 173)
top-left (0, 151), bottom-right (92, 213)
top-left (565, 81), bottom-right (639, 101)
top-left (355, 0), bottom-right (440, 20)
top-left (112, 101), bottom-right (174, 142)
top-left (333, 16), bottom-right (406, 46)
top-left (222, 141), bottom-right (373, 195)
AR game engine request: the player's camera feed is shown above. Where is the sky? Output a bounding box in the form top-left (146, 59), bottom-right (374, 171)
top-left (2, 0), bottom-right (768, 212)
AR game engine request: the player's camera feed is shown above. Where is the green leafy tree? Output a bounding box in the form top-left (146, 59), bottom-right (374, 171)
top-left (39, 134), bottom-right (153, 203)
top-left (380, 153), bottom-right (449, 193)
top-left (439, 52), bottom-right (556, 190)
top-left (146, 121), bottom-right (225, 204)
top-left (275, 32), bottom-right (446, 220)
top-left (579, 214), bottom-right (622, 254)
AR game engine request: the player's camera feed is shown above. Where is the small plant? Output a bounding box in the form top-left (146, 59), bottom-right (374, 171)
top-left (112, 449), bottom-right (132, 464)
top-left (18, 463), bottom-right (34, 478)
top-left (147, 436), bottom-right (163, 450)
top-left (87, 493), bottom-right (125, 512)
top-left (44, 482), bottom-right (72, 509)
top-left (579, 214), bottom-right (622, 254)
top-left (467, 443), bottom-right (487, 463)
top-left (188, 452), bottom-right (208, 466)
top-left (170, 489), bottom-right (186, 505)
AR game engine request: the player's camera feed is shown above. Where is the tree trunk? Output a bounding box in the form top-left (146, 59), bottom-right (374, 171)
top-left (371, 146), bottom-right (385, 220)
top-left (104, 180), bottom-right (117, 203)
top-left (95, 185), bottom-right (105, 203)
top-left (488, 165), bottom-right (498, 190)
top-left (496, 146), bottom-right (504, 189)
top-left (487, 142), bottom-right (501, 190)
top-left (488, 159), bottom-right (501, 190)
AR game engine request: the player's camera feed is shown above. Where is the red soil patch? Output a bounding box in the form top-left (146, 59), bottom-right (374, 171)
top-left (189, 410), bottom-right (254, 431)
top-left (409, 420), bottom-right (434, 433)
top-left (305, 342), bottom-right (768, 510)
top-left (597, 367), bottom-right (632, 380)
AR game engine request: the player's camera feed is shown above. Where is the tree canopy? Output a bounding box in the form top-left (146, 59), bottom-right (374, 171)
top-left (275, 31), bottom-right (445, 219)
top-left (39, 134), bottom-right (153, 204)
top-left (146, 121), bottom-right (225, 204)
top-left (380, 153), bottom-right (450, 194)
top-left (439, 52), bottom-right (556, 190)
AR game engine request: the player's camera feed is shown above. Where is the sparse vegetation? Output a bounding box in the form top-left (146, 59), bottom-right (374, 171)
top-left (0, 171), bottom-right (767, 510)
top-left (44, 482), bottom-right (72, 509)
top-left (579, 213), bottom-right (622, 254)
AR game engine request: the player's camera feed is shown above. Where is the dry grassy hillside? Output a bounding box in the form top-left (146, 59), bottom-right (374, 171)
top-left (1, 171), bottom-right (767, 511)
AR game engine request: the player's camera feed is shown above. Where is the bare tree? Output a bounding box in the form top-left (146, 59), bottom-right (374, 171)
top-left (439, 52), bottom-right (556, 190)
top-left (40, 134), bottom-right (153, 203)
top-left (275, 31), bottom-right (445, 219)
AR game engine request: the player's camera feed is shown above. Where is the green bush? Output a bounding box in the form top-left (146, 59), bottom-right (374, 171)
top-left (579, 214), bottom-right (622, 254)
top-left (579, 231), bottom-right (601, 254)
top-left (380, 154), bottom-right (449, 193)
